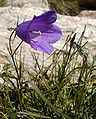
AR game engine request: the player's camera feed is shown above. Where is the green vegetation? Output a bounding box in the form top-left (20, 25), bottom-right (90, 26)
top-left (0, 27), bottom-right (96, 119)
top-left (47, 0), bottom-right (96, 15)
top-left (47, 0), bottom-right (80, 15)
top-left (0, 0), bottom-right (7, 7)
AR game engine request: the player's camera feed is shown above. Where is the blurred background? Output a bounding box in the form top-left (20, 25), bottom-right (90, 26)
top-left (47, 0), bottom-right (96, 15)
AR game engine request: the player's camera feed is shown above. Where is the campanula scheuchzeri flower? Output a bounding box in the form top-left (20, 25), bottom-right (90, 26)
top-left (16, 11), bottom-right (62, 54)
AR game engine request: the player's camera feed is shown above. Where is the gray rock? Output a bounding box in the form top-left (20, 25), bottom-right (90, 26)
top-left (7, 0), bottom-right (48, 8)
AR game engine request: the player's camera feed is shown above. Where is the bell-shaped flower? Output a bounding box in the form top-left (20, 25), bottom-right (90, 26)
top-left (16, 11), bottom-right (62, 54)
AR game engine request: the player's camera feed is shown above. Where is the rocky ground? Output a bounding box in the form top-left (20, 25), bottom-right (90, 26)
top-left (0, 0), bottom-right (96, 66)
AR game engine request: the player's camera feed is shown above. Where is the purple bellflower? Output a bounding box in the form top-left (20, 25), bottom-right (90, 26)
top-left (16, 11), bottom-right (62, 54)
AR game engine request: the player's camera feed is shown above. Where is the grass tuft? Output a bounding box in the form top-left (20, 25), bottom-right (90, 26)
top-left (0, 27), bottom-right (96, 119)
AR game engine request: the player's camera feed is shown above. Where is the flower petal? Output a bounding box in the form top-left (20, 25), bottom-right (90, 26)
top-left (31, 24), bottom-right (62, 44)
top-left (16, 11), bottom-right (58, 41)
top-left (15, 10), bottom-right (62, 55)
top-left (28, 11), bottom-right (57, 33)
top-left (16, 21), bottom-right (31, 43)
top-left (30, 39), bottom-right (54, 55)
top-left (28, 22), bottom-right (51, 34)
top-left (32, 11), bottom-right (57, 24)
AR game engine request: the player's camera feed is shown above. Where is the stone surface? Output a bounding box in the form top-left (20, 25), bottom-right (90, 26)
top-left (7, 0), bottom-right (48, 8)
top-left (0, 0), bottom-right (96, 66)
top-left (78, 10), bottom-right (96, 18)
